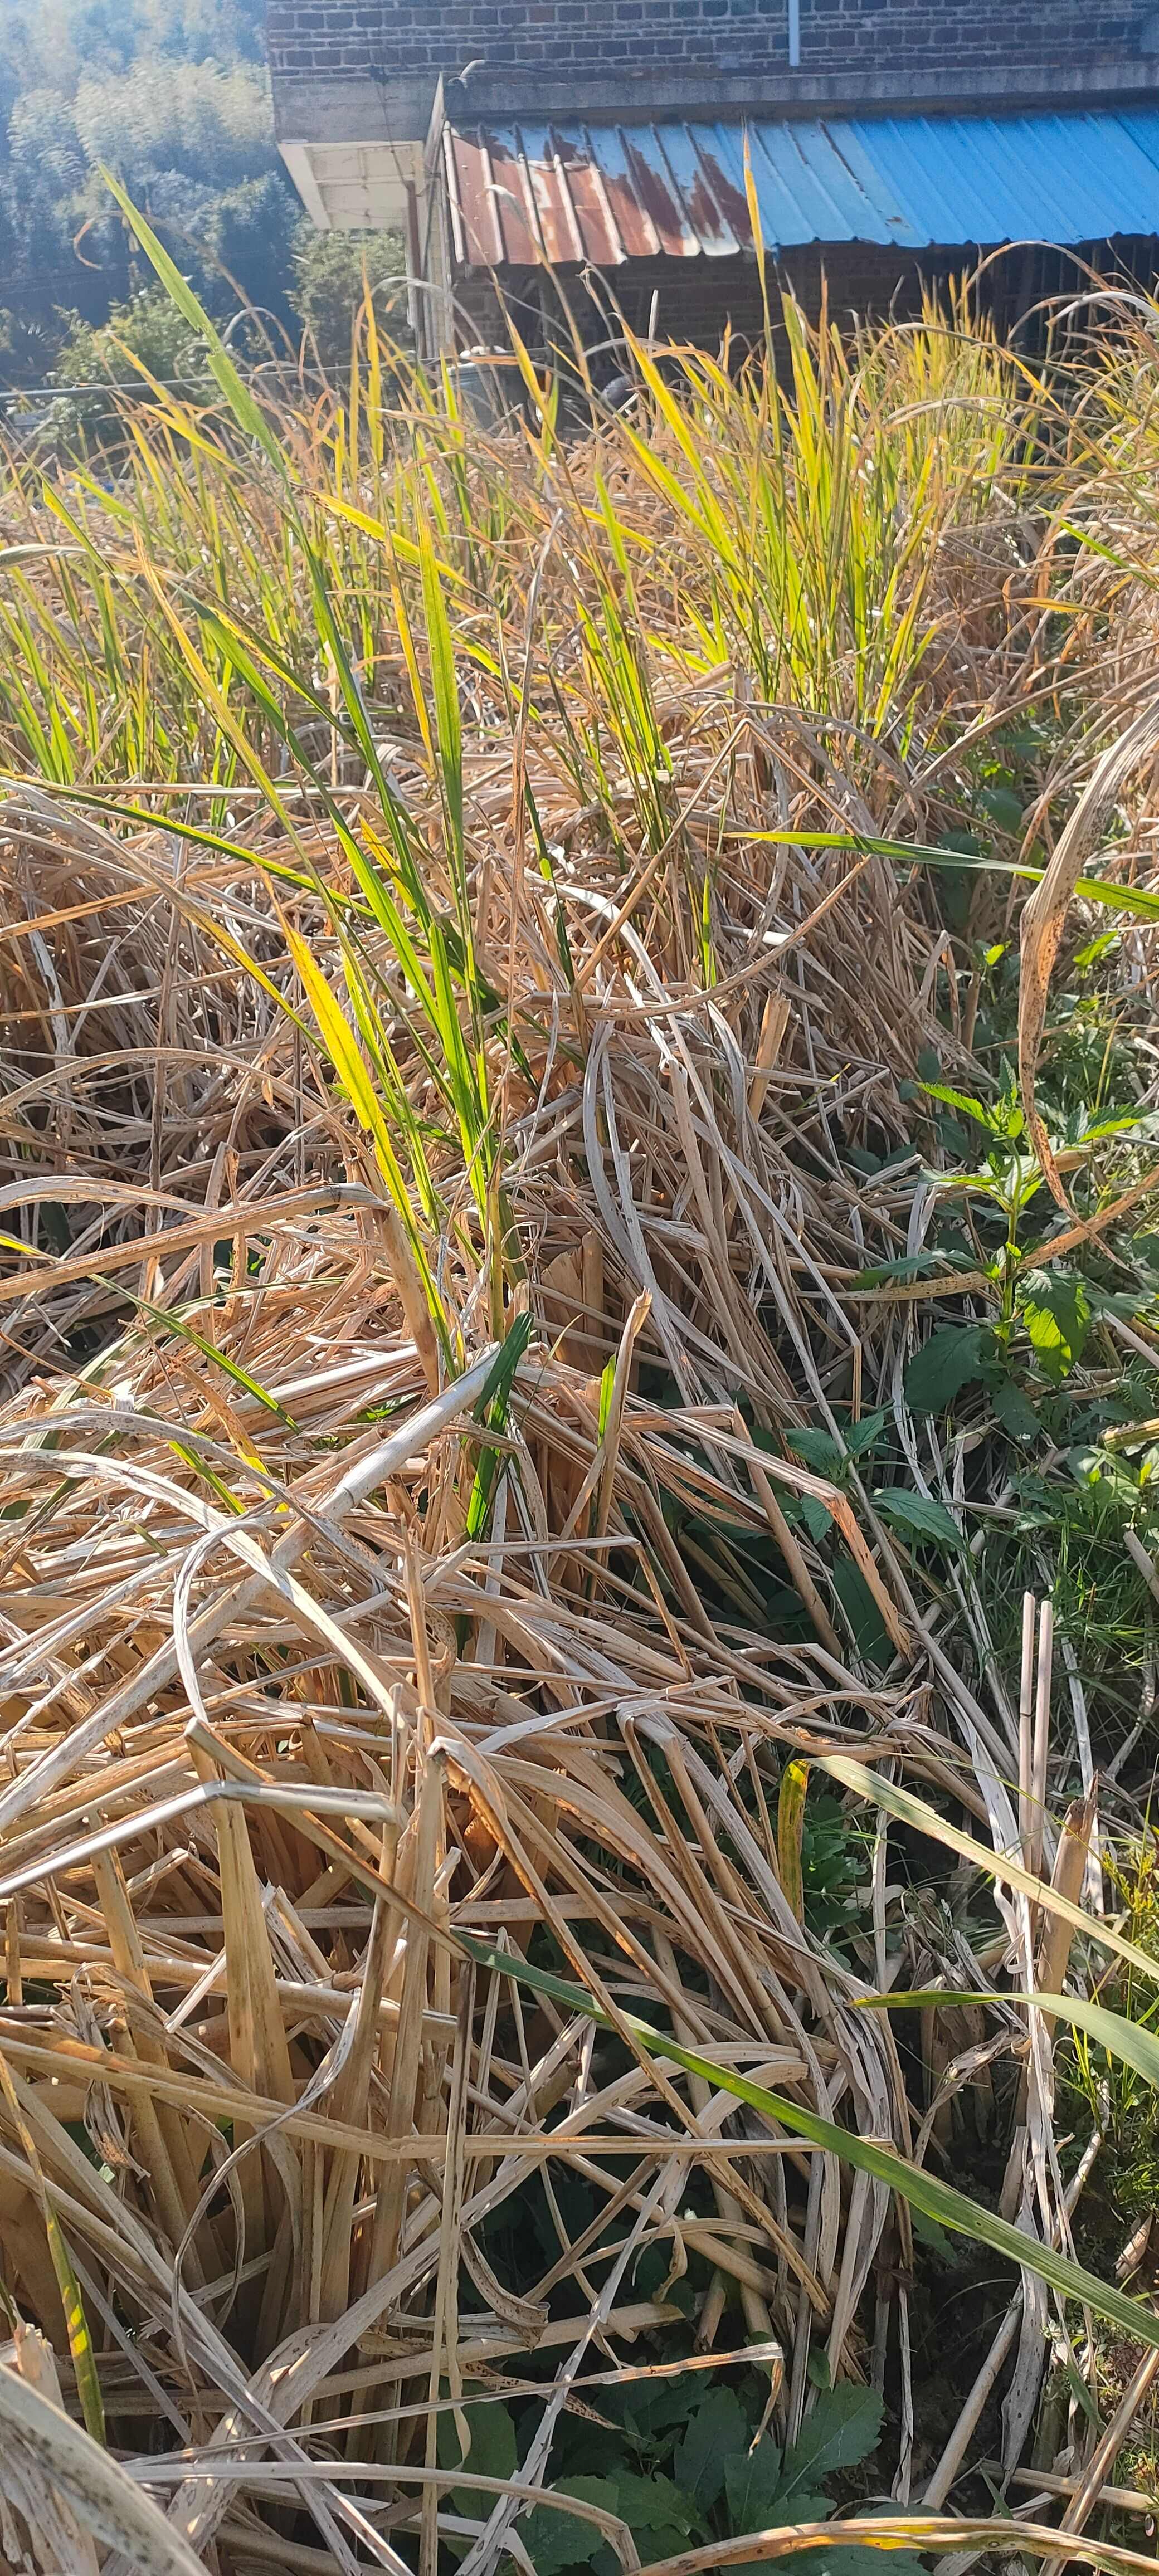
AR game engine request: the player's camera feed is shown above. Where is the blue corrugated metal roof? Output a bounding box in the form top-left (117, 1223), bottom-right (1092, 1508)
top-left (444, 107), bottom-right (1159, 267)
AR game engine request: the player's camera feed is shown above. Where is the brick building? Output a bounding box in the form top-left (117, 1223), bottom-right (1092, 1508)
top-left (268, 0), bottom-right (1159, 358)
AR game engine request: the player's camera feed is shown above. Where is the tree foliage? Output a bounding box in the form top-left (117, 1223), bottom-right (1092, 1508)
top-left (292, 226), bottom-right (409, 368)
top-left (0, 0), bottom-right (349, 388)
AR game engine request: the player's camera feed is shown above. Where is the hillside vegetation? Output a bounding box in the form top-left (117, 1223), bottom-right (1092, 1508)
top-left (0, 0), bottom-right (403, 393)
top-left (1, 220), bottom-right (1159, 2574)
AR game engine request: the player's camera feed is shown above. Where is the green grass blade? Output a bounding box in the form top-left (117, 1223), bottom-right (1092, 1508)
top-left (44, 2209), bottom-right (105, 2445)
top-left (465, 1311), bottom-right (534, 1540)
top-left (860, 1987), bottom-right (1159, 2095)
top-left (820, 1755), bottom-right (1159, 1987)
top-left (100, 172), bottom-right (285, 476)
top-left (450, 1932), bottom-right (1159, 2356)
top-left (140, 1307), bottom-right (299, 1431)
top-left (737, 827), bottom-right (1159, 922)
top-left (420, 517), bottom-right (465, 880)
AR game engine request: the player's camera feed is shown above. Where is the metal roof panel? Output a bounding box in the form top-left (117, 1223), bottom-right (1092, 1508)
top-left (442, 106), bottom-right (1159, 270)
top-left (617, 125), bottom-right (704, 258)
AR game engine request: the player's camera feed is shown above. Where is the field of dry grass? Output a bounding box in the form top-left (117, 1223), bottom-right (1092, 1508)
top-left (1, 216), bottom-right (1159, 2574)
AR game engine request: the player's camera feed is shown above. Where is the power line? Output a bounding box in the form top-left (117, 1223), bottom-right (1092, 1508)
top-left (0, 363), bottom-right (392, 405)
top-left (0, 378), bottom-right (210, 403)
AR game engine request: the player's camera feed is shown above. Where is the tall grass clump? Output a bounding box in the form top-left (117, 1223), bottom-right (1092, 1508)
top-left (0, 219), bottom-right (1157, 2575)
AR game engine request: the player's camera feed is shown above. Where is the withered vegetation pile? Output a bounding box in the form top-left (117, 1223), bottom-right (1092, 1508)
top-left (0, 251), bottom-right (1157, 2576)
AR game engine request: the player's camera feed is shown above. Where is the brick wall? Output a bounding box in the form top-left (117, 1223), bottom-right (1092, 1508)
top-left (267, 0), bottom-right (1157, 93)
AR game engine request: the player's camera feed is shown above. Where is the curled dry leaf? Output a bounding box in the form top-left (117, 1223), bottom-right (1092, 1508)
top-left (1017, 692), bottom-right (1159, 1207)
top-left (0, 2358), bottom-right (206, 2576)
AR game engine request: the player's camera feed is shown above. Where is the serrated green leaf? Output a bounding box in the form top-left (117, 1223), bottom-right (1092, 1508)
top-left (910, 2207), bottom-right (965, 2265)
top-left (977, 784), bottom-right (1025, 833)
top-left (992, 1376), bottom-right (1041, 1441)
top-left (725, 2438), bottom-right (785, 2533)
top-left (871, 1490), bottom-right (966, 1553)
top-left (605, 2471), bottom-right (694, 2535)
top-left (830, 1558), bottom-right (892, 1668)
top-left (845, 1411), bottom-right (887, 1458)
top-left (781, 2385), bottom-right (884, 2496)
top-left (785, 1427), bottom-right (847, 1478)
top-left (779, 1489), bottom-right (834, 1544)
top-left (622, 2371), bottom-right (707, 2437)
top-left (522, 2478), bottom-right (621, 2575)
top-left (674, 2387), bottom-right (750, 2512)
top-left (904, 1323), bottom-right (990, 1416)
top-left (522, 2472), bottom-right (690, 2574)
top-left (919, 1082), bottom-right (994, 1128)
top-left (1018, 1270), bottom-right (1090, 1384)
top-left (436, 2396), bottom-right (516, 2517)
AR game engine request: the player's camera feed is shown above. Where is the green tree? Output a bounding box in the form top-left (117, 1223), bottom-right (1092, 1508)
top-left (291, 226), bottom-right (410, 369)
top-left (47, 282), bottom-right (211, 441)
top-left (0, 0), bottom-right (302, 386)
top-left (0, 0), bottom-right (397, 398)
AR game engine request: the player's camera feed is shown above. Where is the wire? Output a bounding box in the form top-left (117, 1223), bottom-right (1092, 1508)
top-left (0, 378), bottom-right (209, 403)
top-left (0, 355), bottom-right (406, 406)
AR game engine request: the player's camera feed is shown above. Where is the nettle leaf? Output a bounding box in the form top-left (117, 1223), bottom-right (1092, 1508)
top-left (992, 1376), bottom-right (1040, 1442)
top-left (910, 2206), bottom-right (966, 2265)
top-left (845, 1410), bottom-right (887, 1459)
top-left (729, 2497), bottom-right (928, 2576)
top-left (524, 2467), bottom-right (692, 2565)
top-left (1083, 1280), bottom-right (1144, 1321)
top-left (673, 2387), bottom-right (749, 2513)
top-left (1074, 928), bottom-right (1119, 970)
top-left (606, 2471), bottom-right (694, 2535)
top-left (780, 1489), bottom-right (833, 1545)
top-left (522, 2477), bottom-right (621, 2575)
top-left (724, 2438), bottom-right (784, 2533)
top-left (621, 2369), bottom-right (707, 2437)
top-left (780, 2384), bottom-right (884, 2496)
top-left (919, 1080), bottom-right (994, 1128)
top-left (1074, 1108), bottom-right (1152, 1145)
top-left (1070, 1445), bottom-right (1139, 1509)
top-left (871, 1489), bottom-right (966, 1554)
top-left (831, 1559), bottom-right (892, 1670)
top-left (786, 1427), bottom-right (846, 1479)
top-left (977, 782), bottom-right (1025, 833)
top-left (1018, 1270), bottom-right (1090, 1384)
top-left (436, 2397), bottom-right (516, 2516)
top-left (904, 1323), bottom-right (991, 1416)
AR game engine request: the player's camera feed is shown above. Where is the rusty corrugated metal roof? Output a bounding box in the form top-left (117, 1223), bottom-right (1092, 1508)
top-left (442, 108), bottom-right (1159, 270)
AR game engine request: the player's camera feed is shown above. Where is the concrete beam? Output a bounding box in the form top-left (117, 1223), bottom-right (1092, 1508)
top-left (272, 72), bottom-right (436, 149)
top-left (438, 57), bottom-right (1159, 119)
top-left (273, 56), bottom-right (1159, 146)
